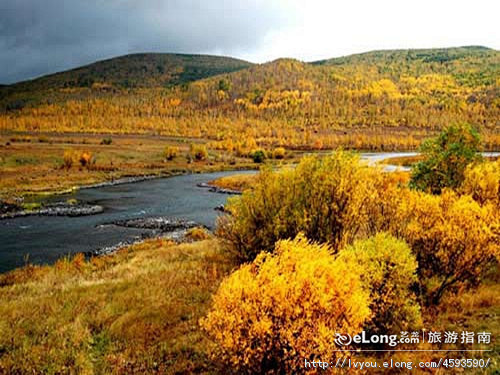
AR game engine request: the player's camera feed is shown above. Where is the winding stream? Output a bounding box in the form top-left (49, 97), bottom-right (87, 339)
top-left (0, 171), bottom-right (252, 273)
top-left (0, 152), bottom-right (497, 273)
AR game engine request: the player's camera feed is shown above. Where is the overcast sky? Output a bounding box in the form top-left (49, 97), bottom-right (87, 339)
top-left (0, 0), bottom-right (498, 84)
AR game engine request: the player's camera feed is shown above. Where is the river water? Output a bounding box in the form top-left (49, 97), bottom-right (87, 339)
top-left (0, 152), bottom-right (497, 273)
top-left (0, 171), bottom-right (252, 273)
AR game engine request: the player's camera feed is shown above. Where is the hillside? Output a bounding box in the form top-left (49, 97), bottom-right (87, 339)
top-left (174, 46), bottom-right (499, 148)
top-left (0, 46), bottom-right (498, 151)
top-left (313, 46), bottom-right (498, 86)
top-left (204, 46), bottom-right (499, 97)
top-left (0, 53), bottom-right (253, 110)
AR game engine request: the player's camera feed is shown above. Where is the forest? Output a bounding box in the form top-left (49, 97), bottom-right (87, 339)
top-left (1, 46), bottom-right (499, 151)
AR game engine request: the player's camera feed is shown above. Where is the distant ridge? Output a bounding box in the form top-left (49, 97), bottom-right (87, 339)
top-left (2, 53), bottom-right (253, 90)
top-left (0, 46), bottom-right (497, 112)
top-left (312, 46), bottom-right (495, 65)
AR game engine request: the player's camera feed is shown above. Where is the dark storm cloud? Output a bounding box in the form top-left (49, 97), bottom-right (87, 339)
top-left (0, 0), bottom-right (291, 84)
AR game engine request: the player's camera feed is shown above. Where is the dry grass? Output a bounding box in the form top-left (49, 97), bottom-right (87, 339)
top-left (382, 155), bottom-right (424, 167)
top-left (0, 237), bottom-right (497, 374)
top-left (0, 133), bottom-right (255, 200)
top-left (185, 227), bottom-right (213, 242)
top-left (208, 173), bottom-right (256, 192)
top-left (0, 238), bottom-right (237, 374)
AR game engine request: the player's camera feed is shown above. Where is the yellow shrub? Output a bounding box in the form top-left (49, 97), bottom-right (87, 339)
top-left (189, 143), bottom-right (208, 161)
top-left (201, 235), bottom-right (370, 374)
top-left (364, 171), bottom-right (411, 235)
top-left (397, 190), bottom-right (499, 304)
top-left (163, 146), bottom-right (179, 161)
top-left (62, 149), bottom-right (75, 169)
top-left (218, 151), bottom-right (379, 261)
top-left (271, 147), bottom-right (286, 159)
top-left (78, 151), bottom-right (93, 168)
top-left (460, 160), bottom-right (499, 206)
top-left (337, 233), bottom-right (422, 337)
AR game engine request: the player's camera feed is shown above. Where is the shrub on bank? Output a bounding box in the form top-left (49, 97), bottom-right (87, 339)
top-left (396, 189), bottom-right (499, 304)
top-left (62, 149), bottom-right (75, 169)
top-left (217, 151), bottom-right (379, 261)
top-left (100, 137), bottom-right (112, 145)
top-left (78, 151), bottom-right (93, 168)
top-left (189, 143), bottom-right (208, 161)
top-left (62, 149), bottom-right (95, 170)
top-left (217, 149), bottom-right (499, 306)
top-left (163, 145), bottom-right (179, 161)
top-left (410, 123), bottom-right (482, 194)
top-left (271, 147), bottom-right (286, 159)
top-left (251, 149), bottom-right (266, 163)
top-left (337, 233), bottom-right (422, 336)
top-left (460, 160), bottom-right (499, 206)
top-left (201, 235), bottom-right (370, 374)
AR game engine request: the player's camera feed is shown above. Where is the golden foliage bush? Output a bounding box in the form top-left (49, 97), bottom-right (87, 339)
top-left (364, 171), bottom-right (411, 235)
top-left (78, 150), bottom-right (93, 168)
top-left (189, 143), bottom-right (208, 161)
top-left (163, 145), bottom-right (179, 160)
top-left (62, 149), bottom-right (75, 169)
top-left (62, 149), bottom-right (95, 170)
top-left (271, 147), bottom-right (286, 159)
top-left (460, 160), bottom-right (499, 206)
top-left (396, 190), bottom-right (499, 304)
top-left (201, 235), bottom-right (370, 374)
top-left (337, 233), bottom-right (422, 336)
top-left (217, 151), bottom-right (379, 261)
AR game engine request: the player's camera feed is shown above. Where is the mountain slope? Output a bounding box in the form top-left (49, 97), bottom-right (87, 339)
top-left (313, 45), bottom-right (493, 65)
top-left (0, 53), bottom-right (253, 110)
top-left (312, 46), bottom-right (499, 86)
top-left (1, 46), bottom-right (498, 150)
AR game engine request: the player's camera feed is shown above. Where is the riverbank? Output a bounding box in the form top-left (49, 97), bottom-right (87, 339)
top-left (0, 235), bottom-right (497, 374)
top-left (0, 132), bottom-right (431, 202)
top-left (0, 237), bottom-right (238, 374)
top-left (0, 201), bottom-right (104, 219)
top-left (89, 218), bottom-right (210, 256)
top-left (0, 132), bottom-right (258, 201)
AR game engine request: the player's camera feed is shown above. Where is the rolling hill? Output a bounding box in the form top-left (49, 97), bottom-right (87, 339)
top-left (312, 46), bottom-right (499, 86)
top-left (0, 46), bottom-right (498, 150)
top-left (0, 53), bottom-right (253, 110)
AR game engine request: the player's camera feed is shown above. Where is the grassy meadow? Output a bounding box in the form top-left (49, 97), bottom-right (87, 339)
top-left (0, 133), bottom-right (261, 201)
top-left (0, 233), bottom-right (497, 373)
top-left (0, 237), bottom-right (236, 374)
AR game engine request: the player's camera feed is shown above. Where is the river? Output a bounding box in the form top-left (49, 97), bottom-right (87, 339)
top-left (0, 171), bottom-right (251, 273)
top-left (0, 152), bottom-right (497, 273)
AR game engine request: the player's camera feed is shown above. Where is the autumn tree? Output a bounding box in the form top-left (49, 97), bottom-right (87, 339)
top-left (410, 123), bottom-right (483, 194)
top-left (395, 190), bottom-right (499, 304)
top-left (460, 160), bottom-right (499, 206)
